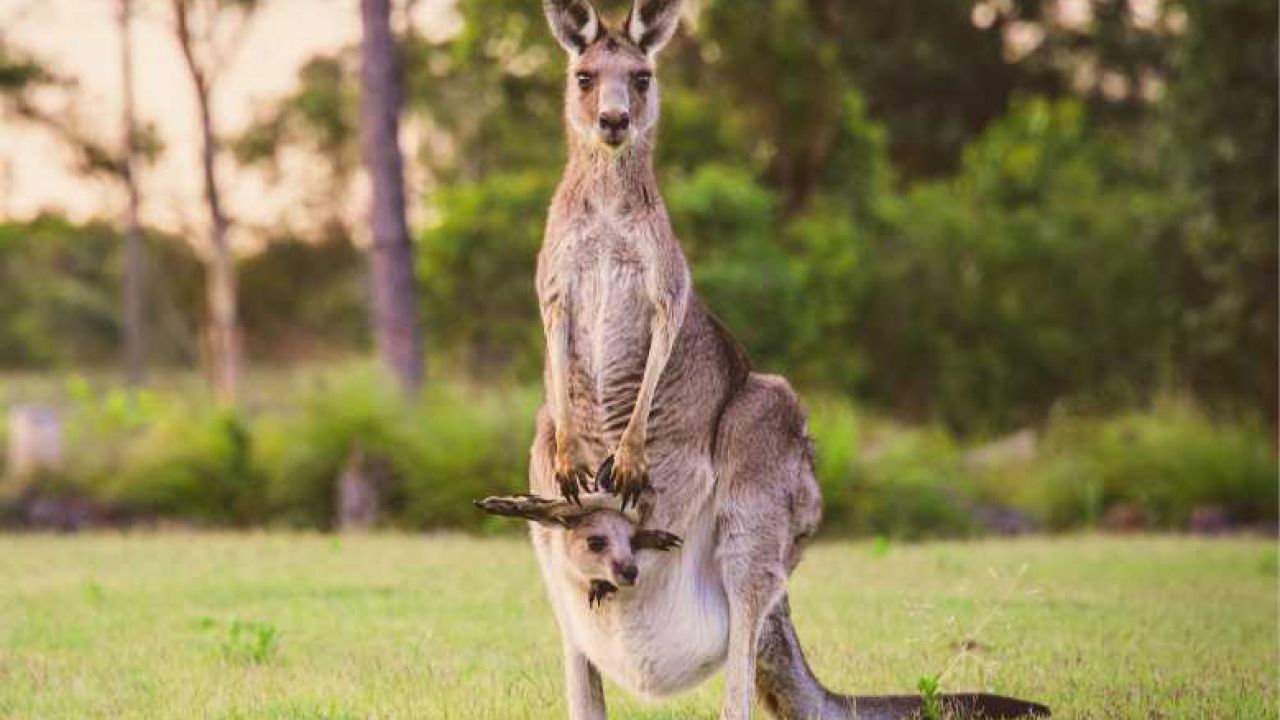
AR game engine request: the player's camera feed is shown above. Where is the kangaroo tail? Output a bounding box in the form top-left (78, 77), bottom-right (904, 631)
top-left (756, 597), bottom-right (1051, 719)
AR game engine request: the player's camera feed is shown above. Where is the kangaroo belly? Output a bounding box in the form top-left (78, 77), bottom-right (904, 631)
top-left (567, 254), bottom-right (652, 445)
top-left (557, 522), bottom-right (729, 698)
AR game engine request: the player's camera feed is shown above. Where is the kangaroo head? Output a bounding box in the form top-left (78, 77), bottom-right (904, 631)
top-left (475, 493), bottom-right (682, 597)
top-left (543, 0), bottom-right (682, 150)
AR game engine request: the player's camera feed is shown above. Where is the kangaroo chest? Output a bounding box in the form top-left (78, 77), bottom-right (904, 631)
top-left (549, 213), bottom-right (658, 442)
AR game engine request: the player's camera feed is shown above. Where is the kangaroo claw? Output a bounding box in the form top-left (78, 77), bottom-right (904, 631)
top-left (555, 466), bottom-right (593, 505)
top-left (595, 456), bottom-right (615, 493)
top-left (596, 454), bottom-right (648, 511)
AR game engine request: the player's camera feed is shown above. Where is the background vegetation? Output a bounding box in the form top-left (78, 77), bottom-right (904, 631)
top-left (0, 0), bottom-right (1275, 536)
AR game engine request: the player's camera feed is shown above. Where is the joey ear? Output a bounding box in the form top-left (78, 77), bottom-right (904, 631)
top-left (543, 0), bottom-right (602, 55)
top-left (632, 529), bottom-right (682, 551)
top-left (624, 0), bottom-right (682, 56)
top-left (474, 494), bottom-right (591, 528)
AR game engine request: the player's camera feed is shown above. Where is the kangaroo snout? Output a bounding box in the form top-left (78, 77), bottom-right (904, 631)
top-left (598, 110), bottom-right (630, 145)
top-left (616, 562), bottom-right (638, 585)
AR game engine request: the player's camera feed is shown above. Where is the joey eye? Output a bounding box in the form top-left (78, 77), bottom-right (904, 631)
top-left (633, 72), bottom-right (651, 93)
top-left (576, 72), bottom-right (594, 91)
top-left (586, 536), bottom-right (608, 553)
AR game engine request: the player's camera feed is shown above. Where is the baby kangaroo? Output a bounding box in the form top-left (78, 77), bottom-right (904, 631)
top-left (475, 493), bottom-right (681, 608)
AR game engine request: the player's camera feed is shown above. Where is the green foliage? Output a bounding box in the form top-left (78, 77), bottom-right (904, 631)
top-left (1161, 0), bottom-right (1278, 423)
top-left (917, 674), bottom-right (943, 720)
top-left (1021, 403), bottom-right (1279, 531)
top-left (237, 233), bottom-right (369, 361)
top-left (91, 0), bottom-right (1273, 436)
top-left (0, 215), bottom-right (201, 368)
top-left (218, 619), bottom-right (280, 665)
top-left (417, 172), bottom-right (552, 379)
top-left (847, 428), bottom-right (978, 540)
top-left (0, 2), bottom-right (1274, 539)
top-left (0, 366), bottom-right (1275, 536)
top-left (255, 369), bottom-right (404, 528)
top-left (396, 384), bottom-right (540, 529)
top-left (254, 367), bottom-right (539, 530)
top-left (665, 164), bottom-right (801, 366)
top-left (850, 98), bottom-right (1188, 432)
top-left (108, 404), bottom-right (262, 525)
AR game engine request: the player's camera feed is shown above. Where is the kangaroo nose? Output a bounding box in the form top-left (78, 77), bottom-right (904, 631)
top-left (619, 564), bottom-right (638, 585)
top-left (599, 110), bottom-right (630, 133)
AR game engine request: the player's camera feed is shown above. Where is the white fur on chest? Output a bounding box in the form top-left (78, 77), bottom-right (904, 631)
top-left (550, 517), bottom-right (729, 699)
top-left (560, 216), bottom-right (655, 404)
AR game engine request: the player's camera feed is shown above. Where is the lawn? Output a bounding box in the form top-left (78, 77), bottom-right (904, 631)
top-left (0, 534), bottom-right (1274, 719)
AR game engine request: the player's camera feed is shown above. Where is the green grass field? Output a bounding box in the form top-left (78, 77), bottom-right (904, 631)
top-left (0, 534), bottom-right (1274, 719)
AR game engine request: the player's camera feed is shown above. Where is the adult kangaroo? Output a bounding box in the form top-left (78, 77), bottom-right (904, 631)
top-left (525, 1), bottom-right (1050, 718)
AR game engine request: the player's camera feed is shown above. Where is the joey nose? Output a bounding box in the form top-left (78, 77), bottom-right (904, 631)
top-left (618, 564), bottom-right (638, 585)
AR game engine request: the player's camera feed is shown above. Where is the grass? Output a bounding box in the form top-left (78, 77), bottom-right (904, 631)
top-left (0, 535), bottom-right (1274, 719)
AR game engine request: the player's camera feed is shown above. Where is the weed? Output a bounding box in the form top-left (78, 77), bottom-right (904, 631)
top-left (219, 619), bottom-right (279, 664)
top-left (82, 581), bottom-right (105, 603)
top-left (917, 674), bottom-right (943, 720)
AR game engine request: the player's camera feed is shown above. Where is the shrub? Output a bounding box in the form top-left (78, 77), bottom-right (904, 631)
top-left (107, 404), bottom-right (264, 525)
top-left (417, 172), bottom-right (551, 381)
top-left (396, 384), bottom-right (540, 530)
top-left (849, 427), bottom-right (979, 539)
top-left (1020, 402), bottom-right (1278, 530)
top-left (808, 396), bottom-right (978, 539)
top-left (255, 367), bottom-right (540, 530)
top-left (256, 367), bottom-right (407, 528)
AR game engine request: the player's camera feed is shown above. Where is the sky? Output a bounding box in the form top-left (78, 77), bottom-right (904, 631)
top-left (0, 0), bottom-right (454, 250)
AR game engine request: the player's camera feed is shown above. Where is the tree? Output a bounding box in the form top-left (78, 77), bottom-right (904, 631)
top-left (171, 0), bottom-right (259, 404)
top-left (119, 0), bottom-right (147, 385)
top-left (360, 0), bottom-right (424, 393)
top-left (2, 34), bottom-right (162, 381)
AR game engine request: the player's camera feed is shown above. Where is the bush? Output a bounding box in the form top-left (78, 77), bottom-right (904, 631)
top-left (396, 384), bottom-right (540, 529)
top-left (255, 368), bottom-right (406, 528)
top-left (1019, 402), bottom-right (1278, 530)
top-left (108, 406), bottom-right (263, 525)
top-left (417, 172), bottom-right (551, 381)
top-left (255, 367), bottom-right (540, 530)
top-left (0, 215), bottom-right (203, 368)
top-left (2, 368), bottom-right (1273, 538)
top-left (808, 397), bottom-right (978, 539)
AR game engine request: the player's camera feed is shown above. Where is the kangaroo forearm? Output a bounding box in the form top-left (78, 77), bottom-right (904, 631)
top-left (543, 304), bottom-right (576, 443)
top-left (620, 305), bottom-right (679, 449)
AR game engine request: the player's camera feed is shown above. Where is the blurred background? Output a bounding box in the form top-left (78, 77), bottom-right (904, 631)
top-left (0, 0), bottom-right (1275, 537)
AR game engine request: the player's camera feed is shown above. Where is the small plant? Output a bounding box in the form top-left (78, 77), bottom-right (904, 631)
top-left (82, 581), bottom-right (105, 603)
top-left (910, 565), bottom-right (1037, 720)
top-left (917, 674), bottom-right (943, 720)
top-left (870, 535), bottom-right (891, 558)
top-left (220, 619), bottom-right (279, 664)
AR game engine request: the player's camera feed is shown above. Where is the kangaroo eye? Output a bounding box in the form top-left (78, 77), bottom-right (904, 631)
top-left (633, 72), bottom-right (651, 92)
top-left (586, 536), bottom-right (608, 553)
top-left (576, 72), bottom-right (594, 91)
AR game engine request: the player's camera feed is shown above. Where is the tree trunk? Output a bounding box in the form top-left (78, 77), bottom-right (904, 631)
top-left (360, 0), bottom-right (424, 394)
top-left (119, 0), bottom-right (147, 386)
top-left (174, 0), bottom-right (241, 404)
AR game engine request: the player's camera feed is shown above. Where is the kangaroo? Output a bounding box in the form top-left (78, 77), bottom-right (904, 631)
top-left (525, 1), bottom-right (1051, 718)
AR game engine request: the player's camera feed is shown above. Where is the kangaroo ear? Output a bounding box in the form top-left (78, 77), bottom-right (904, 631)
top-left (474, 494), bottom-right (592, 528)
top-left (633, 529), bottom-right (682, 551)
top-left (624, 0), bottom-right (682, 56)
top-left (543, 0), bottom-right (602, 55)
